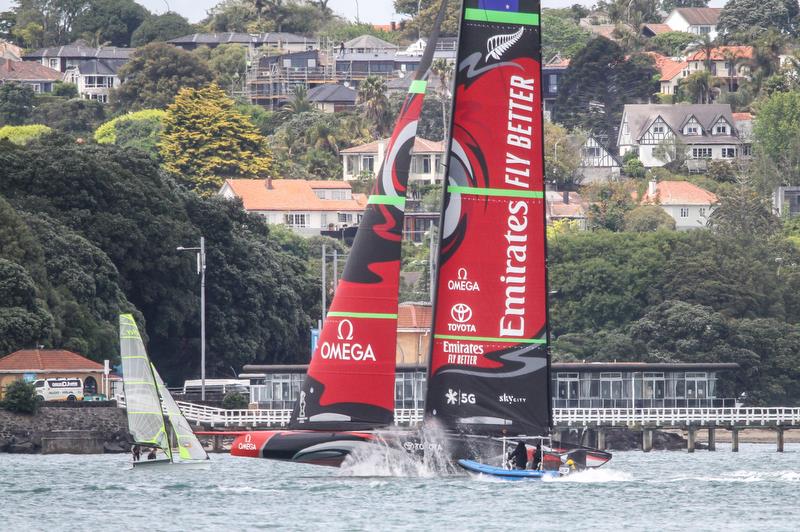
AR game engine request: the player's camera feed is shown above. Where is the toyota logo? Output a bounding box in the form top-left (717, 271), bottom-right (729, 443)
top-left (450, 303), bottom-right (472, 323)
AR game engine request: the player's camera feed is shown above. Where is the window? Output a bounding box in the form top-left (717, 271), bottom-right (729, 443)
top-left (555, 373), bottom-right (579, 401)
top-left (680, 207), bottom-right (689, 217)
top-left (48, 58), bottom-right (59, 69)
top-left (742, 144), bottom-right (752, 157)
top-left (307, 59), bottom-right (316, 68)
top-left (282, 59), bottom-right (292, 68)
top-left (84, 76), bottom-right (113, 88)
top-left (722, 147), bottom-right (736, 158)
top-left (361, 155), bottom-right (375, 173)
top-left (284, 213), bottom-right (308, 227)
top-left (599, 373), bottom-right (623, 400)
top-left (413, 155), bottom-right (432, 174)
top-left (88, 93), bottom-right (108, 103)
top-left (29, 83), bottom-right (41, 93)
top-left (692, 148), bottom-right (712, 159)
top-left (549, 73), bottom-right (558, 93)
top-left (699, 207), bottom-right (706, 217)
top-left (337, 213), bottom-right (352, 223)
top-left (652, 125), bottom-right (665, 134)
top-left (699, 26), bottom-right (711, 35)
top-left (686, 125), bottom-right (699, 135)
top-left (715, 124), bottom-right (728, 135)
top-left (584, 146), bottom-right (601, 158)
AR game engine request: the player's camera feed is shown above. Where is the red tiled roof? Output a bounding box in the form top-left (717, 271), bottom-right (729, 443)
top-left (341, 137), bottom-right (444, 154)
top-left (643, 23), bottom-right (672, 35)
top-left (398, 303), bottom-right (432, 329)
top-left (733, 112), bottom-right (753, 122)
top-left (643, 52), bottom-right (687, 81)
top-left (687, 46), bottom-right (753, 62)
top-left (641, 181), bottom-right (717, 206)
top-left (0, 350), bottom-right (104, 372)
top-left (222, 179), bottom-right (367, 212)
top-left (0, 58), bottom-right (62, 81)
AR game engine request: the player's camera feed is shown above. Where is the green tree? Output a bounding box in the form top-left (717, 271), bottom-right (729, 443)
top-left (112, 43), bottom-right (213, 111)
top-left (71, 0), bottom-right (149, 47)
top-left (160, 84), bottom-right (274, 195)
top-left (584, 181), bottom-right (637, 231)
top-left (281, 85), bottom-right (314, 117)
top-left (94, 109), bottom-right (165, 156)
top-left (647, 31), bottom-right (695, 56)
top-left (660, 0), bottom-right (710, 11)
top-left (51, 81), bottom-right (78, 98)
top-left (718, 0), bottom-right (798, 40)
top-left (624, 205), bottom-right (676, 231)
top-left (653, 136), bottom-right (688, 170)
top-left (430, 58), bottom-right (453, 141)
top-left (544, 121), bottom-right (584, 188)
top-left (193, 44), bottom-right (247, 95)
top-left (31, 98), bottom-right (106, 135)
top-left (130, 12), bottom-right (194, 46)
top-left (1, 380), bottom-right (40, 413)
top-left (0, 124), bottom-right (52, 144)
top-left (752, 91), bottom-right (800, 189)
top-left (12, 0), bottom-right (89, 46)
top-left (708, 185), bottom-right (780, 239)
top-left (0, 82), bottom-right (35, 126)
top-left (0, 258), bottom-right (53, 355)
top-left (555, 38), bottom-right (658, 141)
top-left (542, 9), bottom-right (592, 60)
top-left (358, 76), bottom-right (391, 136)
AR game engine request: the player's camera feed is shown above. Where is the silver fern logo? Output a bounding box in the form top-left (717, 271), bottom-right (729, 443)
top-left (486, 26), bottom-right (524, 61)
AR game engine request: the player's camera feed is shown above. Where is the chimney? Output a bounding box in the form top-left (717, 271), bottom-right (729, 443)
top-left (266, 177), bottom-right (274, 190)
top-left (391, 21), bottom-right (397, 31)
top-left (4, 59), bottom-right (11, 72)
top-left (648, 179), bottom-right (657, 197)
top-left (562, 191), bottom-right (569, 204)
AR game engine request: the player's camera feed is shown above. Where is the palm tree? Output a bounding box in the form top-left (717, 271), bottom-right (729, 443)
top-left (687, 34), bottom-right (716, 73)
top-left (358, 76), bottom-right (390, 136)
top-left (281, 85), bottom-right (313, 116)
top-left (430, 58), bottom-right (453, 141)
top-left (746, 30), bottom-right (786, 96)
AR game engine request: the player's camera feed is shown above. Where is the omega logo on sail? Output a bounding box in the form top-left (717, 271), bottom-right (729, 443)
top-left (447, 267), bottom-right (480, 292)
top-left (319, 319), bottom-right (376, 362)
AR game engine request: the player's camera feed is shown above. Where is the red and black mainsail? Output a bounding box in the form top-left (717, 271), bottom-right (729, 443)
top-left (288, 3), bottom-right (450, 431)
top-left (425, 0), bottom-right (551, 437)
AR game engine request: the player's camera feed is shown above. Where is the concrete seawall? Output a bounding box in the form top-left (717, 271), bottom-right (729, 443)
top-left (0, 406), bottom-right (130, 454)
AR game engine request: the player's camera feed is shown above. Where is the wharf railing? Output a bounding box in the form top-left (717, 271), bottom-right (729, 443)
top-left (162, 403), bottom-right (800, 429)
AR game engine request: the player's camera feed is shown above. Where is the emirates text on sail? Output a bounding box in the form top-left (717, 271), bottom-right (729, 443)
top-left (500, 75), bottom-right (535, 338)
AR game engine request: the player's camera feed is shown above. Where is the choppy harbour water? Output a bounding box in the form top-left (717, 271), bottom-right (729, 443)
top-left (2, 443), bottom-right (799, 531)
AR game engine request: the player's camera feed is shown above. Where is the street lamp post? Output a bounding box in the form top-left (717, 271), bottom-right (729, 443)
top-left (177, 237), bottom-right (207, 401)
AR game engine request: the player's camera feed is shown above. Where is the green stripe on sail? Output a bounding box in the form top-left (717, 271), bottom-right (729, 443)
top-left (447, 186), bottom-right (544, 199)
top-left (464, 8), bottom-right (539, 26)
top-left (122, 355), bottom-right (149, 360)
top-left (409, 80), bottom-right (427, 94)
top-left (127, 411), bottom-right (167, 415)
top-left (327, 311), bottom-right (398, 320)
top-left (126, 380), bottom-right (156, 386)
top-left (368, 195), bottom-right (406, 207)
top-left (435, 334), bottom-right (546, 344)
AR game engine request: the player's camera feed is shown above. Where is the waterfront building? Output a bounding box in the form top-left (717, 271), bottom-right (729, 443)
top-left (241, 361), bottom-right (738, 412)
top-left (0, 349), bottom-right (116, 399)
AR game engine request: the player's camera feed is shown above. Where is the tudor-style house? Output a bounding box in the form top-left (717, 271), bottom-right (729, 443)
top-left (218, 178), bottom-right (367, 236)
top-left (578, 136), bottom-right (621, 184)
top-left (341, 138), bottom-right (445, 184)
top-left (617, 104), bottom-right (749, 170)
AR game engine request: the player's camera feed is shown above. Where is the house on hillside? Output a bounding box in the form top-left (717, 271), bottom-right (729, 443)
top-left (664, 8), bottom-right (722, 39)
top-left (641, 23), bottom-right (673, 38)
top-left (773, 186), bottom-right (800, 218)
top-left (396, 302), bottom-right (432, 366)
top-left (24, 43), bottom-right (133, 73)
top-left (308, 84), bottom-right (356, 112)
top-left (546, 190), bottom-right (587, 229)
top-left (641, 179), bottom-right (717, 230)
top-left (578, 136), bottom-right (621, 184)
top-left (542, 55), bottom-right (569, 121)
top-left (686, 46), bottom-right (753, 92)
top-left (0, 58), bottom-right (62, 93)
top-left (645, 52), bottom-right (688, 96)
top-left (617, 104), bottom-right (750, 170)
top-left (64, 59), bottom-right (125, 103)
top-left (168, 32), bottom-right (313, 53)
top-left (341, 35), bottom-right (398, 55)
top-left (0, 349), bottom-right (116, 399)
top-left (218, 179), bottom-right (367, 236)
top-left (247, 50), bottom-right (324, 108)
top-left (341, 138), bottom-right (444, 184)
top-left (0, 40), bottom-right (22, 61)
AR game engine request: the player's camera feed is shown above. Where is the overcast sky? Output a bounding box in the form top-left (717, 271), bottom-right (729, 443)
top-left (0, 0), bottom-right (728, 25)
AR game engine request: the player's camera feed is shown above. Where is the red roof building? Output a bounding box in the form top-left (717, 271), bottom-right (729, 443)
top-left (0, 349), bottom-right (113, 399)
top-left (641, 180), bottom-right (717, 230)
top-left (341, 137), bottom-right (445, 184)
top-left (397, 302), bottom-right (432, 365)
top-left (0, 58), bottom-right (62, 93)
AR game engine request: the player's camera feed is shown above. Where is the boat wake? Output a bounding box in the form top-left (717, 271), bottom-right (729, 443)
top-left (339, 425), bottom-right (459, 478)
top-left (544, 468), bottom-right (634, 483)
top-left (662, 470), bottom-right (800, 483)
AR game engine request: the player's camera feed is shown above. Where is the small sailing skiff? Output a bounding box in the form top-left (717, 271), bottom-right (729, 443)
top-left (119, 314), bottom-right (210, 470)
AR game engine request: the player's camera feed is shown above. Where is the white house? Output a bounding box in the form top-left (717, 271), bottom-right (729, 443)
top-left (578, 136), bottom-right (621, 184)
top-left (307, 83), bottom-right (356, 113)
top-left (219, 178), bottom-right (367, 236)
top-left (664, 8), bottom-right (722, 40)
top-left (23, 43), bottom-right (133, 73)
top-left (641, 180), bottom-right (717, 230)
top-left (341, 137), bottom-right (445, 184)
top-left (64, 59), bottom-right (124, 103)
top-left (685, 46), bottom-right (753, 93)
top-left (617, 104), bottom-right (749, 169)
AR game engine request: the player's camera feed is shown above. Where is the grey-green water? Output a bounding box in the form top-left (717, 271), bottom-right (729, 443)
top-left (1, 444), bottom-right (799, 531)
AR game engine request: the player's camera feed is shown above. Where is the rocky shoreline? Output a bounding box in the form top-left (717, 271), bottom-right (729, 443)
top-left (0, 406), bottom-right (131, 454)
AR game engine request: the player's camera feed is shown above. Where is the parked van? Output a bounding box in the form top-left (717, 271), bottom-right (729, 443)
top-left (33, 378), bottom-right (84, 402)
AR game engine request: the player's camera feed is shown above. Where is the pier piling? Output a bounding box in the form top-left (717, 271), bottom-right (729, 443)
top-left (731, 428), bottom-right (739, 452)
top-left (642, 428), bottom-right (653, 452)
top-left (597, 429), bottom-right (606, 451)
top-left (777, 427), bottom-right (785, 453)
top-left (687, 427), bottom-right (696, 453)
top-left (707, 426), bottom-right (716, 451)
